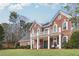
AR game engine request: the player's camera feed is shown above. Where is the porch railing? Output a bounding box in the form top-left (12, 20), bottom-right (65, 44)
top-left (32, 31), bottom-right (59, 37)
top-left (40, 31), bottom-right (48, 36)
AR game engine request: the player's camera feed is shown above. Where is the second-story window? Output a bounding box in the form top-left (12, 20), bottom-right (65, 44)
top-left (37, 28), bottom-right (40, 33)
top-left (32, 29), bottom-right (34, 34)
top-left (62, 22), bottom-right (66, 29)
top-left (62, 20), bottom-right (68, 30)
top-left (53, 24), bottom-right (58, 32)
top-left (44, 28), bottom-right (48, 34)
top-left (44, 28), bottom-right (48, 32)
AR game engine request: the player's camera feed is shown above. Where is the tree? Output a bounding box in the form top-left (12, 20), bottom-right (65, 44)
top-left (9, 11), bottom-right (29, 48)
top-left (24, 22), bottom-right (32, 31)
top-left (9, 11), bottom-right (19, 48)
top-left (1, 23), bottom-right (12, 48)
top-left (0, 24), bottom-right (4, 48)
top-left (9, 11), bottom-right (18, 23)
top-left (65, 31), bottom-right (79, 48)
top-left (64, 4), bottom-right (79, 29)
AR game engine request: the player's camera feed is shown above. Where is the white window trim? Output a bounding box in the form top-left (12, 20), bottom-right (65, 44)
top-left (44, 28), bottom-right (48, 31)
top-left (32, 29), bottom-right (34, 35)
top-left (44, 28), bottom-right (48, 33)
top-left (66, 21), bottom-right (68, 30)
top-left (53, 24), bottom-right (58, 32)
top-left (62, 20), bottom-right (68, 30)
top-left (62, 36), bottom-right (68, 43)
top-left (37, 28), bottom-right (40, 33)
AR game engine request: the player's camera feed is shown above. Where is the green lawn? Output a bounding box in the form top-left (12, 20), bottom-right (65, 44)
top-left (0, 49), bottom-right (79, 56)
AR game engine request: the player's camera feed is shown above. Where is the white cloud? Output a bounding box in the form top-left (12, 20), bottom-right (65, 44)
top-left (37, 3), bottom-right (60, 9)
top-left (8, 3), bottom-right (31, 12)
top-left (20, 3), bottom-right (31, 7)
top-left (38, 3), bottom-right (59, 7)
top-left (0, 3), bottom-right (10, 10)
top-left (35, 5), bottom-right (39, 8)
top-left (8, 4), bottom-right (22, 11)
top-left (0, 3), bottom-right (61, 12)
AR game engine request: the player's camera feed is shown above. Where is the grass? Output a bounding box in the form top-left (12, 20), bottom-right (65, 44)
top-left (0, 49), bottom-right (79, 56)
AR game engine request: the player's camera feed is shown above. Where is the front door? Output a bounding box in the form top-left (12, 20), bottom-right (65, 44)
top-left (44, 40), bottom-right (48, 48)
top-left (53, 37), bottom-right (57, 48)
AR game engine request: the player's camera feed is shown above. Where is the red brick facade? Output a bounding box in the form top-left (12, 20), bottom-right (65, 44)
top-left (30, 11), bottom-right (72, 49)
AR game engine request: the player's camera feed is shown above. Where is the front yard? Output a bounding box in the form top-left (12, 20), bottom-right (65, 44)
top-left (0, 49), bottom-right (79, 56)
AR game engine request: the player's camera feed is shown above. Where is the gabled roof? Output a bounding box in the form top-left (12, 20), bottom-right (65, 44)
top-left (29, 10), bottom-right (72, 29)
top-left (52, 10), bottom-right (72, 21)
top-left (42, 22), bottom-right (52, 28)
top-left (29, 21), bottom-right (42, 30)
top-left (43, 10), bottom-right (72, 27)
top-left (60, 11), bottom-right (72, 18)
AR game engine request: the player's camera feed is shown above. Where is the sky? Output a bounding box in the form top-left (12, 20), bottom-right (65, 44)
top-left (0, 3), bottom-right (66, 24)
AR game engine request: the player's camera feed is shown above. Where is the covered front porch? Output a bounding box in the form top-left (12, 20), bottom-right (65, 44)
top-left (30, 27), bottom-right (62, 49)
top-left (30, 32), bottom-right (62, 49)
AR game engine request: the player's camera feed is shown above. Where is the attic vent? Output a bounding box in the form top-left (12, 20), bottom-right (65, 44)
top-left (58, 15), bottom-right (61, 20)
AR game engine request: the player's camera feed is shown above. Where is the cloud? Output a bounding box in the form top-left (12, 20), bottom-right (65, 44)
top-left (0, 3), bottom-right (10, 10)
top-left (8, 3), bottom-right (31, 12)
top-left (38, 3), bottom-right (59, 7)
top-left (35, 5), bottom-right (39, 8)
top-left (36, 3), bottom-right (60, 9)
top-left (0, 3), bottom-right (61, 12)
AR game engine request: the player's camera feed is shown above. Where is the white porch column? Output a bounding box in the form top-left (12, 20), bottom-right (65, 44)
top-left (59, 27), bottom-right (61, 49)
top-left (48, 28), bottom-right (50, 49)
top-left (37, 31), bottom-right (39, 50)
top-left (30, 32), bottom-right (32, 49)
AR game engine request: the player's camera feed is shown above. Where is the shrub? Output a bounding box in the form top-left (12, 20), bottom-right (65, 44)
top-left (15, 42), bottom-right (20, 49)
top-left (26, 45), bottom-right (30, 49)
top-left (19, 45), bottom-right (30, 49)
top-left (0, 44), bottom-right (2, 49)
top-left (63, 42), bottom-right (70, 48)
top-left (65, 31), bottom-right (79, 48)
top-left (20, 46), bottom-right (26, 49)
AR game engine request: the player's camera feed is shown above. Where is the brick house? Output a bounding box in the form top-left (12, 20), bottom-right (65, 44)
top-left (29, 11), bottom-right (73, 49)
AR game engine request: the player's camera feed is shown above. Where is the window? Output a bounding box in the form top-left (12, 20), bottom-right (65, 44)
top-left (32, 29), bottom-right (34, 34)
top-left (62, 36), bottom-right (68, 43)
top-left (44, 28), bottom-right (48, 34)
top-left (62, 21), bottom-right (68, 30)
top-left (53, 24), bottom-right (58, 32)
top-left (37, 28), bottom-right (40, 33)
top-left (44, 28), bottom-right (48, 32)
top-left (62, 22), bottom-right (66, 29)
top-left (63, 37), bottom-right (66, 43)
